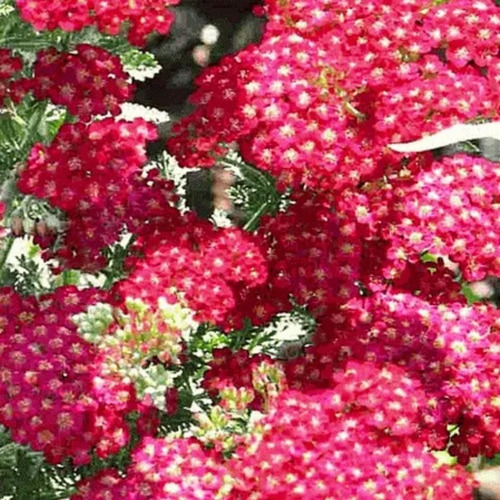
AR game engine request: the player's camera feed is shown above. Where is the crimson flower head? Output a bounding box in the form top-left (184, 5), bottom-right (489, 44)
top-left (15, 0), bottom-right (180, 45)
top-left (26, 45), bottom-right (134, 121)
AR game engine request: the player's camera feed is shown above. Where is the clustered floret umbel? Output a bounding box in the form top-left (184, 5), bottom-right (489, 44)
top-left (0, 286), bottom-right (158, 465)
top-left (70, 361), bottom-right (474, 499)
top-left (15, 0), bottom-right (180, 46)
top-left (17, 118), bottom-right (158, 270)
top-left (2, 0), bottom-right (500, 497)
top-left (168, 0), bottom-right (500, 192)
top-left (116, 221), bottom-right (268, 324)
top-left (2, 44), bottom-right (134, 116)
top-left (71, 436), bottom-right (228, 500)
top-left (27, 45), bottom-right (134, 121)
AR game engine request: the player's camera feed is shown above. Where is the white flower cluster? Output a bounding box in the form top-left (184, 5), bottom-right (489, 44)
top-left (73, 298), bottom-right (198, 411)
top-left (118, 102), bottom-right (170, 125)
top-left (72, 302), bottom-right (115, 342)
top-left (122, 58), bottom-right (162, 82)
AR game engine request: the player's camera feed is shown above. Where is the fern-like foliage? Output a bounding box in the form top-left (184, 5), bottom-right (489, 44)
top-left (0, 426), bottom-right (79, 500)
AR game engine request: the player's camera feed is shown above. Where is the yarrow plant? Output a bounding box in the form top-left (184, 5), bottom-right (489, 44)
top-left (15, 0), bottom-right (179, 45)
top-left (1, 0), bottom-right (500, 498)
top-left (26, 44), bottom-right (134, 121)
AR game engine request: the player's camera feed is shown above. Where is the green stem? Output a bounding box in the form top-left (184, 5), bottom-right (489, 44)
top-left (243, 199), bottom-right (271, 232)
top-left (103, 233), bottom-right (137, 289)
top-left (4, 98), bottom-right (26, 127)
top-left (0, 235), bottom-right (15, 282)
top-left (61, 269), bottom-right (73, 286)
top-left (20, 99), bottom-right (48, 150)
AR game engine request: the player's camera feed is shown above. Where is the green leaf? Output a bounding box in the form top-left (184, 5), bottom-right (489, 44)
top-left (20, 99), bottom-right (48, 150)
top-left (461, 283), bottom-right (483, 304)
top-left (217, 153), bottom-right (285, 231)
top-left (119, 48), bottom-right (161, 80)
top-left (0, 0), bottom-right (15, 17)
top-left (0, 426), bottom-right (78, 500)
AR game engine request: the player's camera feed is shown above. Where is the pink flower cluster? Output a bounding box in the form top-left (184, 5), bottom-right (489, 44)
top-left (0, 286), bottom-right (157, 465)
top-left (266, 0), bottom-right (500, 73)
top-left (286, 290), bottom-right (500, 463)
top-left (117, 222), bottom-right (268, 324)
top-left (71, 436), bottom-right (226, 499)
top-left (227, 361), bottom-right (473, 499)
top-left (17, 118), bottom-right (158, 270)
top-left (423, 0), bottom-right (500, 70)
top-left (16, 0), bottom-right (179, 45)
top-left (339, 154), bottom-right (500, 282)
top-left (24, 44), bottom-right (134, 121)
top-left (72, 362), bottom-right (473, 499)
top-left (385, 154), bottom-right (500, 282)
top-left (168, 0), bottom-right (500, 192)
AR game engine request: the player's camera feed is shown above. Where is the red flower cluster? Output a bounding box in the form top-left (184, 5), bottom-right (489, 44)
top-left (15, 0), bottom-right (179, 46)
top-left (386, 154), bottom-right (500, 282)
top-left (17, 118), bottom-right (158, 270)
top-left (423, 0), bottom-right (500, 70)
top-left (25, 45), bottom-right (134, 121)
top-left (71, 436), bottom-right (226, 499)
top-left (202, 348), bottom-right (281, 411)
top-left (227, 361), bottom-right (473, 499)
top-left (72, 362), bottom-right (473, 499)
top-left (0, 286), bottom-right (156, 465)
top-left (340, 154), bottom-right (500, 282)
top-left (117, 221), bottom-right (268, 324)
top-left (287, 290), bottom-right (500, 463)
top-left (125, 168), bottom-right (181, 238)
top-left (19, 118), bottom-right (156, 212)
top-left (0, 49), bottom-right (25, 103)
top-left (224, 191), bottom-right (361, 329)
top-left (168, 0), bottom-right (500, 192)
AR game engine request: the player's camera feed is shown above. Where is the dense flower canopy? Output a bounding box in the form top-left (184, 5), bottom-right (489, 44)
top-left (0, 286), bottom-right (159, 465)
top-left (26, 44), bottom-right (134, 121)
top-left (1, 0), bottom-right (500, 498)
top-left (168, 0), bottom-right (500, 191)
top-left (226, 362), bottom-right (474, 499)
top-left (15, 0), bottom-right (180, 45)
